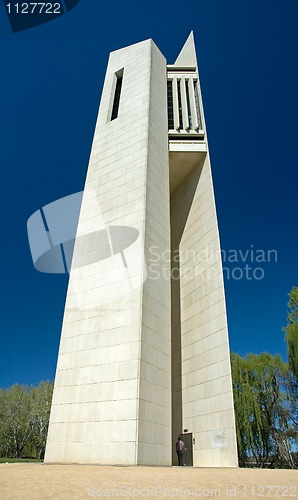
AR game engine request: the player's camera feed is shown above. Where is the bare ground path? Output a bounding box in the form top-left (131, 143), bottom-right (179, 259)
top-left (0, 463), bottom-right (297, 500)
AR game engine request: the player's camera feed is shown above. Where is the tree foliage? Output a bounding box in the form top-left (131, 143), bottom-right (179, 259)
top-left (231, 286), bottom-right (298, 469)
top-left (231, 352), bottom-right (296, 468)
top-left (283, 287), bottom-right (298, 441)
top-left (0, 381), bottom-right (53, 459)
top-left (284, 287), bottom-right (298, 393)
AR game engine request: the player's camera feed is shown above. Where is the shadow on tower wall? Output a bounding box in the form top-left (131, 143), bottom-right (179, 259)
top-left (170, 154), bottom-right (205, 465)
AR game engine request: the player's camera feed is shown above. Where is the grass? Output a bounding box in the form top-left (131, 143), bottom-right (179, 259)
top-left (0, 458), bottom-right (42, 463)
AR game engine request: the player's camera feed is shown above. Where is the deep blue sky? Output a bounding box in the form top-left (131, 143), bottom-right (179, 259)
top-left (0, 0), bottom-right (297, 388)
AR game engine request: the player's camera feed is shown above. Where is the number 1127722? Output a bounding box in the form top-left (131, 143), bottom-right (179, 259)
top-left (6, 3), bottom-right (62, 14)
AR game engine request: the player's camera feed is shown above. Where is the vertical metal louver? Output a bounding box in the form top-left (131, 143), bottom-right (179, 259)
top-left (167, 76), bottom-right (202, 132)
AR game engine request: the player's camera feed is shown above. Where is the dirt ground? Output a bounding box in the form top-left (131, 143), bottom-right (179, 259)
top-left (0, 463), bottom-right (297, 500)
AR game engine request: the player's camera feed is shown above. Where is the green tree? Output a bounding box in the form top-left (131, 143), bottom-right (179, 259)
top-left (231, 287), bottom-right (298, 469)
top-left (0, 381), bottom-right (53, 459)
top-left (0, 384), bottom-right (36, 458)
top-left (283, 286), bottom-right (298, 447)
top-left (31, 381), bottom-right (53, 459)
top-left (284, 287), bottom-right (298, 393)
top-left (231, 352), bottom-right (296, 468)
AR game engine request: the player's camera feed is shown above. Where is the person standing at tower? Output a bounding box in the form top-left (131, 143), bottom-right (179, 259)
top-left (176, 437), bottom-right (185, 466)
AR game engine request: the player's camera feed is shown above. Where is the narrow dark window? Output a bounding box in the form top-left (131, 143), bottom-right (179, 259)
top-left (185, 80), bottom-right (192, 129)
top-left (193, 80), bottom-right (202, 129)
top-left (177, 80), bottom-right (183, 130)
top-left (111, 73), bottom-right (123, 121)
top-left (167, 80), bottom-right (174, 130)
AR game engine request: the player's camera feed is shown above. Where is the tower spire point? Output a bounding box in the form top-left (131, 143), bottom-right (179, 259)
top-left (174, 31), bottom-right (197, 67)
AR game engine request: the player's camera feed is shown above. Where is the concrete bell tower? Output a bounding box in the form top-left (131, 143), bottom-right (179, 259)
top-left (45, 33), bottom-right (238, 467)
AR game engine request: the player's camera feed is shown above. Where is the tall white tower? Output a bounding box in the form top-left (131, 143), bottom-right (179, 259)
top-left (45, 34), bottom-right (238, 467)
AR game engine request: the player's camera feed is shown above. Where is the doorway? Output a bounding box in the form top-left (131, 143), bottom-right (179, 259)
top-left (181, 432), bottom-right (193, 466)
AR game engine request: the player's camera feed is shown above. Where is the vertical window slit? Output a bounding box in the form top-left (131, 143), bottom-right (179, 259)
top-left (111, 71), bottom-right (123, 121)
